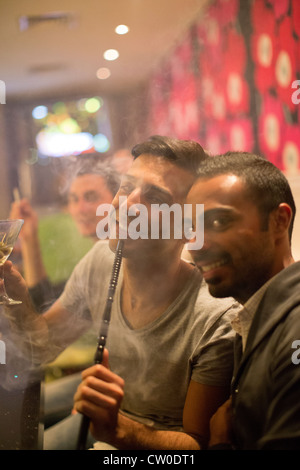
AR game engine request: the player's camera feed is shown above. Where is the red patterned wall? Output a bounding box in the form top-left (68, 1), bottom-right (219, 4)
top-left (147, 0), bottom-right (300, 174)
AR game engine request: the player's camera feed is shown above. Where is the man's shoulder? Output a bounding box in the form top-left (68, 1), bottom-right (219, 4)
top-left (70, 240), bottom-right (116, 282)
top-left (257, 262), bottom-right (300, 327)
top-left (82, 240), bottom-right (115, 264)
top-left (91, 240), bottom-right (114, 255)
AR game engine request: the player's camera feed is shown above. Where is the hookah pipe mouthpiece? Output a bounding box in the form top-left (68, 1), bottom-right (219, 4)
top-left (76, 240), bottom-right (123, 450)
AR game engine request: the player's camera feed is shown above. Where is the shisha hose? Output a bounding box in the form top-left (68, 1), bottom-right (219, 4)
top-left (76, 240), bottom-right (123, 450)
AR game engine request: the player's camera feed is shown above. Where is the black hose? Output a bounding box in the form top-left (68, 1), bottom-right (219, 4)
top-left (76, 240), bottom-right (123, 450)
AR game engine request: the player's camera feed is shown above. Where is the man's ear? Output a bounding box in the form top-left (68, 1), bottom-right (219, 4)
top-left (270, 203), bottom-right (293, 239)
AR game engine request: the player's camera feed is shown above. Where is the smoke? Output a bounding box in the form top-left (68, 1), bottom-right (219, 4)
top-left (0, 308), bottom-right (43, 391)
top-left (48, 153), bottom-right (121, 203)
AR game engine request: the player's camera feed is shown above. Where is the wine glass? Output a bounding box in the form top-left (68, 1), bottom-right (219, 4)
top-left (0, 219), bottom-right (24, 305)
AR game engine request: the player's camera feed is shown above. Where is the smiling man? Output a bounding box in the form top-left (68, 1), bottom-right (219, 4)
top-left (67, 169), bottom-right (116, 240)
top-left (186, 151), bottom-right (300, 450)
top-left (9, 157), bottom-right (119, 311)
top-left (4, 136), bottom-right (239, 450)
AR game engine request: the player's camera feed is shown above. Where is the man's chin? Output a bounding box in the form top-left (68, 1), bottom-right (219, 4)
top-left (206, 279), bottom-right (233, 299)
top-left (109, 238), bottom-right (126, 253)
top-left (108, 238), bottom-right (117, 251)
top-left (78, 227), bottom-right (97, 238)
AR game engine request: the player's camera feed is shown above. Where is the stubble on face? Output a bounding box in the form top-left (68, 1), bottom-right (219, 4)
top-left (187, 175), bottom-right (276, 304)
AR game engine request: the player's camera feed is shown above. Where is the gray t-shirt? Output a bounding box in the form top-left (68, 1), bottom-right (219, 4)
top-left (59, 241), bottom-right (239, 430)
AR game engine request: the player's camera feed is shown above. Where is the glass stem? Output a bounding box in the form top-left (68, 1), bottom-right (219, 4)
top-left (0, 264), bottom-right (9, 300)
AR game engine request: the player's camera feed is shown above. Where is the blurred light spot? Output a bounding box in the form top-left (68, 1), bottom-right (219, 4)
top-left (53, 102), bottom-right (67, 114)
top-left (59, 117), bottom-right (81, 134)
top-left (96, 67), bottom-right (111, 80)
top-left (104, 49), bottom-right (119, 61)
top-left (85, 97), bottom-right (102, 113)
top-left (36, 130), bottom-right (94, 157)
top-left (76, 98), bottom-right (87, 111)
top-left (32, 105), bottom-right (48, 119)
top-left (115, 24), bottom-right (129, 35)
top-left (93, 133), bottom-right (110, 152)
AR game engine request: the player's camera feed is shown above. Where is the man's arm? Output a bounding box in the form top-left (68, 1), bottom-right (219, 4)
top-left (113, 380), bottom-right (230, 450)
top-left (9, 199), bottom-right (47, 287)
top-left (74, 362), bottom-right (230, 450)
top-left (208, 398), bottom-right (233, 448)
top-left (3, 261), bottom-right (90, 364)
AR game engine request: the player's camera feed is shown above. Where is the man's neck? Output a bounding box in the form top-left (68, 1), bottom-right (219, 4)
top-left (121, 255), bottom-right (195, 329)
top-left (237, 252), bottom-right (295, 305)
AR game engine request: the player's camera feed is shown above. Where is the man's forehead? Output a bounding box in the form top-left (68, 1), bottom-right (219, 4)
top-left (127, 154), bottom-right (194, 185)
top-left (70, 173), bottom-right (106, 192)
top-left (188, 173), bottom-right (245, 201)
top-left (128, 154), bottom-right (174, 173)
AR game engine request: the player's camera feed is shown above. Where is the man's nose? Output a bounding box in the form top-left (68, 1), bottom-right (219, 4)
top-left (122, 188), bottom-right (142, 216)
top-left (188, 227), bottom-right (212, 254)
top-left (75, 198), bottom-right (89, 213)
top-left (127, 187), bottom-right (141, 204)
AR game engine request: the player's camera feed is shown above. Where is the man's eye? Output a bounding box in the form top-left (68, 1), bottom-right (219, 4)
top-left (84, 193), bottom-right (99, 202)
top-left (211, 217), bottom-right (230, 230)
top-left (213, 219), bottom-right (222, 228)
top-left (147, 195), bottom-right (165, 204)
top-left (141, 190), bottom-right (163, 205)
top-left (119, 184), bottom-right (134, 194)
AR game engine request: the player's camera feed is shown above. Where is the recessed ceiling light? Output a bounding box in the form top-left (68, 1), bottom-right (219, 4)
top-left (103, 49), bottom-right (119, 61)
top-left (96, 67), bottom-right (111, 79)
top-left (115, 24), bottom-right (129, 35)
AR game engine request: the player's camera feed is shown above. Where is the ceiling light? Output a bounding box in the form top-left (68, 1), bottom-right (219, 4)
top-left (103, 49), bottom-right (119, 61)
top-left (96, 67), bottom-right (111, 79)
top-left (115, 24), bottom-right (129, 35)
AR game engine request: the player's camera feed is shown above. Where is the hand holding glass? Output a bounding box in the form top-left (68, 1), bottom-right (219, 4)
top-left (0, 219), bottom-right (24, 305)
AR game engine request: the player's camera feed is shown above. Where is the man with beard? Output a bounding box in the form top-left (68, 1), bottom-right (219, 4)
top-left (186, 151), bottom-right (300, 450)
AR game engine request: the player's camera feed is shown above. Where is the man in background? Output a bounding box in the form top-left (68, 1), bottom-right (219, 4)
top-left (10, 157), bottom-right (119, 312)
top-left (10, 157), bottom-right (120, 427)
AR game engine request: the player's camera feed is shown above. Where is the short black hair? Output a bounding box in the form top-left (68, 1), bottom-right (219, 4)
top-left (195, 151), bottom-right (296, 241)
top-left (131, 135), bottom-right (207, 175)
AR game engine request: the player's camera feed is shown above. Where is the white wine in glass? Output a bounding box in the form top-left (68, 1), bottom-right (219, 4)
top-left (0, 219), bottom-right (24, 305)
